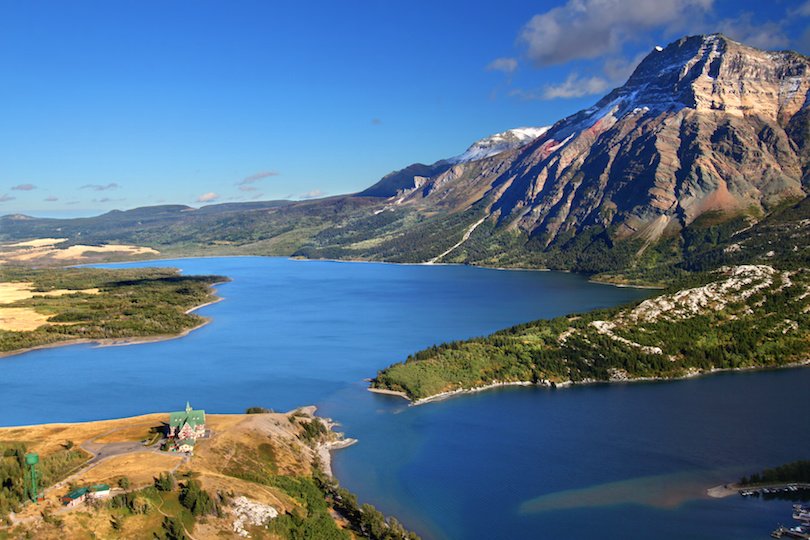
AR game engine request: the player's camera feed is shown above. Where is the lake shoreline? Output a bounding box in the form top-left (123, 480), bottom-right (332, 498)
top-left (370, 359), bottom-right (810, 406)
top-left (92, 252), bottom-right (657, 290)
top-left (0, 406), bottom-right (396, 538)
top-left (707, 481), bottom-right (810, 498)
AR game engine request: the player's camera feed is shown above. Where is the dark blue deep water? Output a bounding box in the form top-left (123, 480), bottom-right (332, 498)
top-left (0, 257), bottom-right (807, 539)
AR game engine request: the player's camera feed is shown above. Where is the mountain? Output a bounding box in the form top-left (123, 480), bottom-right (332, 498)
top-left (1, 34), bottom-right (808, 283)
top-left (357, 127), bottom-right (549, 198)
top-left (389, 34), bottom-right (808, 249)
top-left (338, 34), bottom-right (809, 277)
top-left (446, 127), bottom-right (550, 164)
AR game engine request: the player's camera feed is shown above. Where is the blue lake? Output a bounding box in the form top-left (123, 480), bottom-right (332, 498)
top-left (0, 256), bottom-right (807, 539)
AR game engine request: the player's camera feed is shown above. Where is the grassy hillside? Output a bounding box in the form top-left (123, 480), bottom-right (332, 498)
top-left (0, 409), bottom-right (419, 539)
top-left (0, 267), bottom-right (224, 355)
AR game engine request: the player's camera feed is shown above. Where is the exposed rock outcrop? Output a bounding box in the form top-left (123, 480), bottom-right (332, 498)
top-left (395, 34), bottom-right (809, 248)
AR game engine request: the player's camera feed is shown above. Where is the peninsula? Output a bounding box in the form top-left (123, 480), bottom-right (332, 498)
top-left (0, 406), bottom-right (419, 540)
top-left (0, 265), bottom-right (226, 357)
top-left (371, 264), bottom-right (810, 402)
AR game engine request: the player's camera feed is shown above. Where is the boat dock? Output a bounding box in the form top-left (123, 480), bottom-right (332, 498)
top-left (771, 505), bottom-right (810, 539)
top-left (739, 483), bottom-right (810, 497)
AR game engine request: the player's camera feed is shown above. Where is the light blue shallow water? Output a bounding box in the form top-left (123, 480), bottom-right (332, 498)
top-left (0, 257), bottom-right (806, 539)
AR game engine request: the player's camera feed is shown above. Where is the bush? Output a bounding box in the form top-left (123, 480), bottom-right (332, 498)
top-left (179, 479), bottom-right (217, 517)
top-left (161, 516), bottom-right (187, 540)
top-left (245, 407), bottom-right (272, 414)
top-left (154, 472), bottom-right (176, 492)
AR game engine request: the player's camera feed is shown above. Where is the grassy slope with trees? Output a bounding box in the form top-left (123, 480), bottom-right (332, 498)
top-left (371, 198), bottom-right (810, 401)
top-left (0, 267), bottom-right (225, 355)
top-left (0, 410), bottom-right (419, 540)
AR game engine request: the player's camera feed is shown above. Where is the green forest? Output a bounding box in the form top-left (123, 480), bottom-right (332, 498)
top-left (740, 460), bottom-right (810, 486)
top-left (0, 267), bottom-right (225, 355)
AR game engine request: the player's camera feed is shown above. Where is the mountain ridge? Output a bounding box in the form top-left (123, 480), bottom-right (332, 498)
top-left (356, 126), bottom-right (549, 198)
top-left (2, 34), bottom-right (808, 284)
top-left (392, 34), bottom-right (808, 245)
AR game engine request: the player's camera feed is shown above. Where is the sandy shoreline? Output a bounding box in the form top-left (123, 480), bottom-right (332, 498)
top-left (318, 437), bottom-right (359, 478)
top-left (707, 482), bottom-right (810, 498)
top-left (366, 387), bottom-right (410, 400)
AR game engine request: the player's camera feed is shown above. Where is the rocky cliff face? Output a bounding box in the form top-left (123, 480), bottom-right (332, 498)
top-left (395, 34), bottom-right (809, 250)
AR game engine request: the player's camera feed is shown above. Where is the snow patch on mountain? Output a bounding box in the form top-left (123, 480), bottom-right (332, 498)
top-left (448, 127), bottom-right (549, 164)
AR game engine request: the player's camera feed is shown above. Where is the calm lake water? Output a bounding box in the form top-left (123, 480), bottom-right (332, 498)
top-left (0, 257), bottom-right (806, 539)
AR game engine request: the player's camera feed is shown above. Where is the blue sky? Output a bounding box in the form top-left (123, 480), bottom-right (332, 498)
top-left (1, 0), bottom-right (808, 217)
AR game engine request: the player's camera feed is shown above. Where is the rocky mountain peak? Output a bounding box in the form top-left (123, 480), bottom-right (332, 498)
top-left (388, 34), bottom-right (809, 255)
top-left (592, 34), bottom-right (810, 124)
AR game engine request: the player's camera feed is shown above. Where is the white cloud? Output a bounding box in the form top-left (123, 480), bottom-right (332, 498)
top-left (792, 1), bottom-right (810, 17)
top-left (196, 192), bottom-right (220, 203)
top-left (800, 27), bottom-right (810, 54)
top-left (518, 0), bottom-right (713, 66)
top-left (238, 171), bottom-right (279, 186)
top-left (602, 52), bottom-right (648, 84)
top-left (235, 171), bottom-right (279, 194)
top-left (92, 197), bottom-right (125, 204)
top-left (0, 194), bottom-right (15, 202)
top-left (11, 183), bottom-right (36, 191)
top-left (44, 196), bottom-right (59, 202)
top-left (512, 73), bottom-right (611, 100)
top-left (486, 57), bottom-right (518, 74)
top-left (716, 14), bottom-right (790, 50)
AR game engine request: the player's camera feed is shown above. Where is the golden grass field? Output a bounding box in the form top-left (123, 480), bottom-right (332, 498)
top-left (0, 237), bottom-right (158, 266)
top-left (0, 281), bottom-right (101, 331)
top-left (0, 409), bottom-right (334, 540)
top-left (0, 413), bottom-right (166, 455)
top-left (73, 452), bottom-right (183, 487)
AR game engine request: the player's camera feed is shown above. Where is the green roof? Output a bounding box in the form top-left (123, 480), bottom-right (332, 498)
top-left (66, 487), bottom-right (88, 499)
top-left (169, 401), bottom-right (206, 428)
top-left (89, 484), bottom-right (110, 492)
